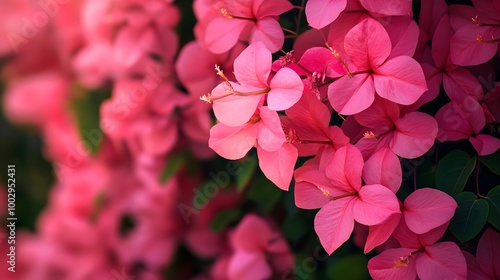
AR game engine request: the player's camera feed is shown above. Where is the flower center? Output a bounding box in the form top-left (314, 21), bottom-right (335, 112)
top-left (220, 8), bottom-right (256, 22)
top-left (200, 65), bottom-right (270, 103)
top-left (393, 248), bottom-right (425, 269)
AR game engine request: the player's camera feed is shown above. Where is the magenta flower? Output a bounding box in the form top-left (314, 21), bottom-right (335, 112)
top-left (327, 18), bottom-right (427, 114)
top-left (368, 221), bottom-right (467, 280)
top-left (462, 228), bottom-right (500, 280)
top-left (202, 42), bottom-right (303, 127)
top-left (344, 97), bottom-right (438, 159)
top-left (203, 0), bottom-right (293, 53)
top-left (295, 144), bottom-right (400, 254)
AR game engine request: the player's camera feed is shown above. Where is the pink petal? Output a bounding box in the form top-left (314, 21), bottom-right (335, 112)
top-left (267, 68), bottom-right (304, 111)
top-left (435, 102), bottom-right (474, 141)
top-left (419, 0), bottom-right (448, 38)
top-left (231, 214), bottom-right (274, 251)
top-left (328, 74), bottom-right (375, 115)
top-left (250, 17), bottom-right (285, 53)
top-left (314, 198), bottom-right (356, 254)
top-left (228, 251), bottom-right (272, 280)
top-left (298, 47), bottom-right (338, 75)
top-left (257, 143), bottom-right (298, 191)
top-left (325, 145), bottom-right (364, 192)
top-left (252, 0), bottom-right (293, 17)
top-left (462, 250), bottom-right (490, 280)
top-left (362, 148), bottom-right (402, 194)
top-left (354, 97), bottom-right (399, 129)
top-left (469, 134), bottom-right (500, 156)
top-left (374, 56), bottom-right (428, 105)
top-left (359, 0), bottom-right (412, 16)
top-left (365, 212), bottom-right (402, 253)
top-left (294, 181), bottom-right (331, 209)
top-left (234, 42), bottom-right (272, 88)
top-left (205, 18), bottom-right (249, 54)
top-left (209, 123), bottom-right (257, 160)
top-left (476, 228), bottom-right (500, 278)
top-left (353, 184), bottom-right (400, 226)
top-left (431, 15), bottom-right (450, 69)
top-left (368, 248), bottom-right (418, 280)
top-left (416, 242), bottom-right (467, 280)
top-left (385, 16), bottom-right (420, 60)
top-left (257, 107), bottom-right (286, 152)
top-left (443, 68), bottom-right (483, 102)
top-left (392, 112), bottom-right (438, 159)
top-left (212, 83), bottom-right (263, 127)
top-left (344, 18), bottom-right (391, 70)
top-left (450, 25), bottom-right (499, 66)
top-left (305, 0), bottom-right (347, 29)
top-left (403, 188), bottom-right (457, 234)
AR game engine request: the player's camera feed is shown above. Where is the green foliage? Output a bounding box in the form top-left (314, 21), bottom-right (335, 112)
top-left (436, 150), bottom-right (476, 195)
top-left (235, 156), bottom-right (258, 191)
top-left (160, 150), bottom-right (188, 183)
top-left (246, 175), bottom-right (283, 214)
top-left (211, 208), bottom-right (242, 233)
top-left (450, 192), bottom-right (489, 243)
top-left (484, 185), bottom-right (500, 230)
top-left (327, 254), bottom-right (370, 280)
top-left (479, 150), bottom-right (500, 176)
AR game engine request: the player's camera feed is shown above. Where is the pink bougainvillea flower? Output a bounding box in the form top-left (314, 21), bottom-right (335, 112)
top-left (203, 0), bottom-right (293, 53)
top-left (368, 221), bottom-right (467, 280)
top-left (227, 214), bottom-right (294, 280)
top-left (295, 144), bottom-right (399, 254)
top-left (305, 0), bottom-right (347, 29)
top-left (202, 42), bottom-right (303, 127)
top-left (449, 2), bottom-right (500, 66)
top-left (365, 188), bottom-right (457, 253)
top-left (327, 18), bottom-right (427, 114)
top-left (209, 105), bottom-right (297, 190)
top-left (435, 98), bottom-right (500, 155)
top-left (282, 92), bottom-right (349, 157)
top-left (462, 228), bottom-right (500, 280)
top-left (346, 97), bottom-right (438, 159)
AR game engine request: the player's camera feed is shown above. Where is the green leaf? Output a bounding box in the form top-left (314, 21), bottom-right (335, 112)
top-left (436, 150), bottom-right (476, 195)
top-left (235, 156), bottom-right (258, 191)
top-left (327, 254), bottom-right (370, 280)
top-left (479, 150), bottom-right (500, 175)
top-left (246, 176), bottom-right (283, 214)
top-left (484, 185), bottom-right (500, 230)
top-left (160, 150), bottom-right (188, 183)
top-left (69, 87), bottom-right (108, 155)
top-left (210, 209), bottom-right (241, 233)
top-left (283, 211), bottom-right (311, 243)
top-left (449, 192), bottom-right (489, 242)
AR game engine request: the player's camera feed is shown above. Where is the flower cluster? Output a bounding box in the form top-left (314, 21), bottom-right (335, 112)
top-left (1, 0), bottom-right (499, 279)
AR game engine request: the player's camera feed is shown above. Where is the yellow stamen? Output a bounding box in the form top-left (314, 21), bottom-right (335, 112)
top-left (363, 131), bottom-right (377, 139)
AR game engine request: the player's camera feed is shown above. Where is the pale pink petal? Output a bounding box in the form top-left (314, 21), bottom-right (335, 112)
top-left (368, 248), bottom-right (418, 280)
top-left (205, 18), bottom-right (249, 54)
top-left (250, 17), bottom-right (285, 53)
top-left (362, 147), bottom-right (402, 193)
top-left (469, 134), bottom-right (500, 156)
top-left (365, 212), bottom-right (402, 253)
top-left (374, 56), bottom-right (428, 105)
top-left (391, 112), bottom-right (438, 159)
top-left (416, 242), bottom-right (467, 280)
top-left (344, 18), bottom-right (391, 70)
top-left (267, 68), bottom-right (304, 111)
top-left (234, 42), bottom-right (272, 88)
top-left (257, 107), bottom-right (286, 152)
top-left (305, 0), bottom-right (347, 29)
top-left (212, 83), bottom-right (263, 127)
top-left (209, 123), bottom-right (257, 160)
top-left (325, 145), bottom-right (364, 192)
top-left (477, 228), bottom-right (500, 278)
top-left (228, 251), bottom-right (272, 280)
top-left (359, 0), bottom-right (412, 16)
top-left (314, 198), bottom-right (356, 254)
top-left (403, 188), bottom-right (457, 234)
top-left (257, 143), bottom-right (298, 191)
top-left (353, 184), bottom-right (400, 226)
top-left (328, 74), bottom-right (375, 115)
